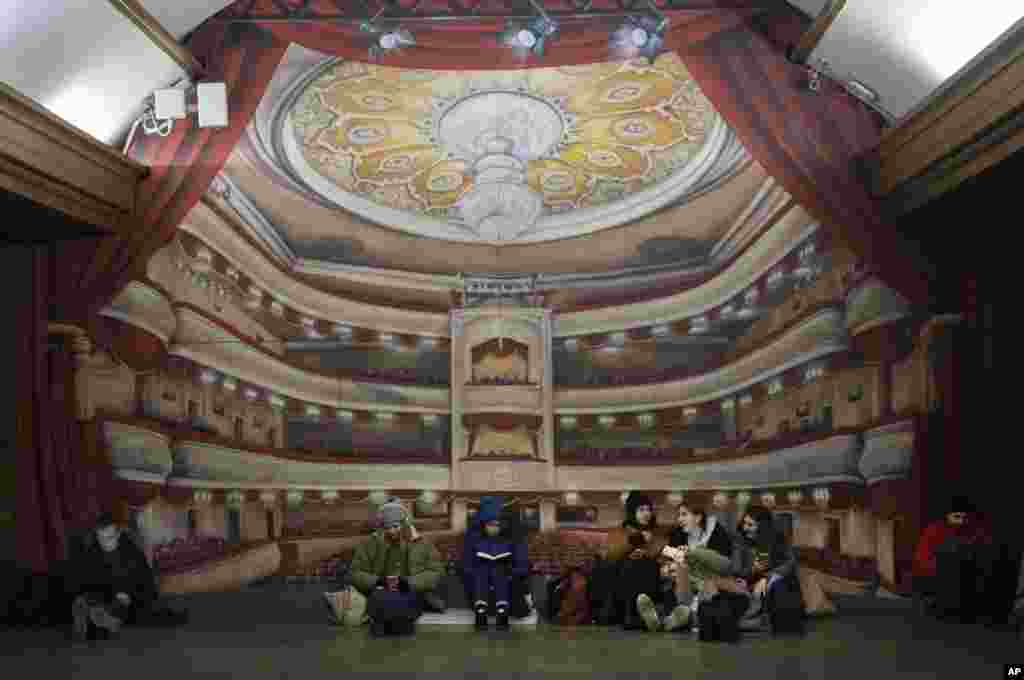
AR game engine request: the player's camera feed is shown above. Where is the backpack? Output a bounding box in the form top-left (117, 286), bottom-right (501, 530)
top-left (766, 581), bottom-right (806, 635)
top-left (697, 594), bottom-right (740, 643)
top-left (556, 569), bottom-right (591, 626)
top-left (545, 573), bottom-right (567, 622)
top-left (545, 568), bottom-right (591, 624)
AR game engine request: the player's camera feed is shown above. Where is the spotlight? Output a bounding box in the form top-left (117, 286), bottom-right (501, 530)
top-left (516, 28), bottom-right (538, 49)
top-left (378, 28), bottom-right (415, 51)
top-left (502, 0), bottom-right (559, 57)
top-left (610, 2), bottom-right (669, 62)
top-left (360, 20), bottom-right (415, 59)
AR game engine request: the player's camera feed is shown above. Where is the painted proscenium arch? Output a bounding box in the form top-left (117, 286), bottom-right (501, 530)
top-left (263, 53), bottom-right (745, 245)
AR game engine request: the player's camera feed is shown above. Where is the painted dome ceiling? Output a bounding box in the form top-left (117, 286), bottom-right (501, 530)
top-left (269, 53), bottom-right (742, 245)
top-left (208, 46), bottom-right (805, 310)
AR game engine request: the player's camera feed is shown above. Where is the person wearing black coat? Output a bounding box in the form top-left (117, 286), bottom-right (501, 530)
top-left (68, 513), bottom-right (186, 641)
top-left (732, 505), bottom-right (805, 634)
top-left (598, 492), bottom-right (670, 630)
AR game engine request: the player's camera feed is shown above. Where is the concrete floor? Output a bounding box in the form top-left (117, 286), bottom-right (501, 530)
top-left (1, 584), bottom-right (1018, 680)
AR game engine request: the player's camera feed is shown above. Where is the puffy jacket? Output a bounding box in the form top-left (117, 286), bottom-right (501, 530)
top-left (349, 531), bottom-right (443, 595)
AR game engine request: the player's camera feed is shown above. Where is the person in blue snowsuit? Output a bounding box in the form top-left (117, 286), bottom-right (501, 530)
top-left (462, 496), bottom-right (529, 630)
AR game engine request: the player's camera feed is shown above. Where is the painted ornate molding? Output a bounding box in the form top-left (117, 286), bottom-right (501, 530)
top-left (463, 384), bottom-right (543, 414)
top-left (186, 183), bottom-right (818, 339)
top-left (169, 440), bottom-right (450, 490)
top-left (555, 306), bottom-right (848, 413)
top-left (180, 200), bottom-right (451, 337)
top-left (556, 433), bottom-right (864, 491)
top-left (99, 280), bottom-right (177, 343)
top-left (553, 214), bottom-right (820, 336)
top-left (169, 305), bottom-right (450, 413)
top-left (845, 276), bottom-right (911, 336)
top-left (858, 419), bottom-right (915, 484)
top-left (102, 420), bottom-right (174, 482)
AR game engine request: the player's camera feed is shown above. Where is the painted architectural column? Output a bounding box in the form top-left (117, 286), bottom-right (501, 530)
top-left (539, 499), bottom-right (557, 533)
top-left (450, 498), bottom-right (468, 534)
top-left (541, 308), bottom-right (555, 484)
top-left (449, 310), bottom-right (466, 489)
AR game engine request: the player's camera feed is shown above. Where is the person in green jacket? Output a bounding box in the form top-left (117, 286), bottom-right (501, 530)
top-left (350, 499), bottom-right (444, 636)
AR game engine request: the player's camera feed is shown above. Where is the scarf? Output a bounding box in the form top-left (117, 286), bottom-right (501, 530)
top-left (687, 516), bottom-right (718, 550)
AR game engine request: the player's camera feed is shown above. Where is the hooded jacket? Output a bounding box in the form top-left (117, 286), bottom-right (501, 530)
top-left (912, 515), bottom-right (991, 578)
top-left (462, 496), bottom-right (529, 578)
top-left (349, 530), bottom-right (444, 595)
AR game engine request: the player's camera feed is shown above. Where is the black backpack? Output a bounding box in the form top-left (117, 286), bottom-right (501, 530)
top-left (545, 573), bottom-right (567, 622)
top-left (766, 582), bottom-right (806, 635)
top-left (698, 594), bottom-right (741, 643)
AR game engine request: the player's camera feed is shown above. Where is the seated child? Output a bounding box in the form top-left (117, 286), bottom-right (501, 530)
top-left (462, 496), bottom-right (528, 631)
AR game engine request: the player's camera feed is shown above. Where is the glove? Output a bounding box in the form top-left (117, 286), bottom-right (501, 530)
top-left (397, 577), bottom-right (411, 593)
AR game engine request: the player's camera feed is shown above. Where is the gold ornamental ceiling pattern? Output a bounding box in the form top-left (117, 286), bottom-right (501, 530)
top-left (285, 53), bottom-right (720, 242)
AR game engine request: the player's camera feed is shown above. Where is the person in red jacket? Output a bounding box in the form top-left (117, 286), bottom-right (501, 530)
top-left (912, 496), bottom-right (997, 622)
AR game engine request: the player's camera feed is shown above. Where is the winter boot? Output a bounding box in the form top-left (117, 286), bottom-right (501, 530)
top-left (636, 594), bottom-right (661, 632)
top-left (495, 602), bottom-right (511, 631)
top-left (622, 601), bottom-right (644, 631)
top-left (474, 601), bottom-right (489, 631)
top-left (88, 604), bottom-right (121, 636)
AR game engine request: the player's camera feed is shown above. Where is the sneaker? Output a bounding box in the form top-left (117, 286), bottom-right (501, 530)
top-left (88, 605), bottom-right (121, 635)
top-left (664, 605), bottom-right (692, 632)
top-left (636, 594), bottom-right (661, 632)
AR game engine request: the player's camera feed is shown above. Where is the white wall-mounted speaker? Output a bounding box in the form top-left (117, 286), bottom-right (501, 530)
top-left (196, 82), bottom-right (228, 128)
top-left (153, 88), bottom-right (187, 119)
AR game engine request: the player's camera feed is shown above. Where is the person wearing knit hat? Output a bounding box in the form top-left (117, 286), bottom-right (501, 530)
top-left (349, 498), bottom-right (444, 636)
top-left (597, 491), bottom-right (669, 630)
top-left (462, 496), bottom-right (529, 631)
top-left (912, 494), bottom-right (1010, 624)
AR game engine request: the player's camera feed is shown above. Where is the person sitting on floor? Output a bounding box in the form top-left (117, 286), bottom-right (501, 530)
top-left (350, 499), bottom-right (444, 636)
top-left (733, 505), bottom-right (805, 635)
top-left (636, 501), bottom-right (740, 633)
top-left (463, 496), bottom-right (529, 631)
top-left (602, 492), bottom-right (670, 630)
top-left (911, 494), bottom-right (1018, 626)
top-left (68, 512), bottom-right (188, 642)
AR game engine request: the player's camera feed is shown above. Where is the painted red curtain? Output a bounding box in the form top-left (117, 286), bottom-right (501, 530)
top-left (677, 9), bottom-right (930, 304)
top-left (13, 244), bottom-right (115, 572)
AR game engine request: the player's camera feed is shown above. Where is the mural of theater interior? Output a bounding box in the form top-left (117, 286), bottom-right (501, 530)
top-left (1, 0), bottom-right (1004, 619)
